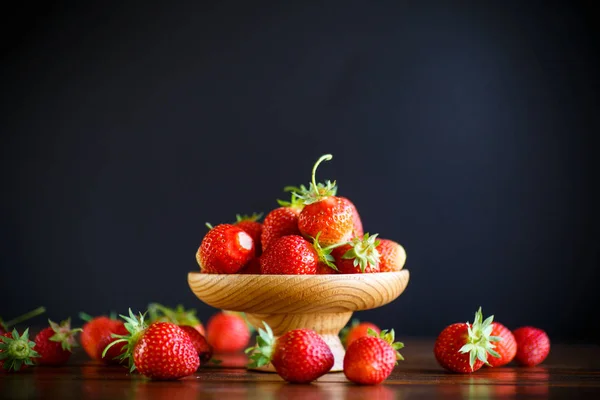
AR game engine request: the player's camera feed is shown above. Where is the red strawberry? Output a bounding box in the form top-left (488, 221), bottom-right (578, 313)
top-left (341, 319), bottom-right (381, 348)
top-left (316, 262), bottom-right (338, 274)
top-left (34, 318), bottom-right (81, 365)
top-left (261, 203), bottom-right (302, 251)
top-left (239, 257), bottom-right (262, 274)
top-left (147, 303), bottom-right (205, 336)
top-left (341, 197), bottom-right (364, 237)
top-left (376, 239), bottom-right (407, 272)
top-left (486, 322), bottom-right (517, 367)
top-left (105, 309), bottom-right (199, 380)
top-left (179, 325), bottom-right (213, 364)
top-left (79, 313), bottom-right (127, 363)
top-left (332, 233), bottom-right (381, 274)
top-left (234, 213), bottom-right (263, 256)
top-left (0, 329), bottom-right (39, 372)
top-left (513, 327), bottom-right (550, 367)
top-left (206, 312), bottom-right (251, 353)
top-left (96, 322), bottom-right (128, 364)
top-left (247, 323), bottom-right (334, 383)
top-left (294, 155), bottom-right (354, 246)
top-left (196, 224), bottom-right (255, 274)
top-left (260, 234), bottom-right (341, 275)
top-left (434, 307), bottom-right (501, 373)
top-left (343, 329), bottom-right (404, 385)
top-left (0, 307), bottom-right (46, 335)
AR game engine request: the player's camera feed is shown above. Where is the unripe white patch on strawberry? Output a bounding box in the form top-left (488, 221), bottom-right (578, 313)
top-left (238, 231), bottom-right (253, 250)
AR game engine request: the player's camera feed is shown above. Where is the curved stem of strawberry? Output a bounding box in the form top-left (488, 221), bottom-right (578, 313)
top-left (3, 307), bottom-right (46, 328)
top-left (311, 154), bottom-right (333, 196)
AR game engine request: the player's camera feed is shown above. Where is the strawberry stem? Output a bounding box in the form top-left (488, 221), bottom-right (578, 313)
top-left (3, 307), bottom-right (46, 328)
top-left (311, 154), bottom-right (333, 196)
top-left (0, 328), bottom-right (40, 371)
top-left (458, 307), bottom-right (502, 370)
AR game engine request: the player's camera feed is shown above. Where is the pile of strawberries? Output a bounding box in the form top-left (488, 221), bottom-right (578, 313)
top-left (196, 154), bottom-right (407, 275)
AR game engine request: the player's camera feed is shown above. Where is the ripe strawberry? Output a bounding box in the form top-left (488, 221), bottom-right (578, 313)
top-left (343, 329), bottom-right (404, 385)
top-left (294, 155), bottom-right (355, 246)
top-left (340, 197), bottom-right (364, 237)
top-left (260, 234), bottom-right (341, 275)
top-left (486, 322), bottom-right (517, 367)
top-left (513, 327), bottom-right (550, 367)
top-left (0, 329), bottom-right (39, 372)
top-left (147, 303), bottom-right (205, 336)
top-left (79, 313), bottom-right (127, 364)
top-left (96, 322), bottom-right (128, 364)
top-left (0, 307), bottom-right (46, 335)
top-left (247, 322), bottom-right (334, 383)
top-left (234, 213), bottom-right (263, 256)
top-left (105, 309), bottom-right (199, 380)
top-left (340, 319), bottom-right (381, 348)
top-left (261, 199), bottom-right (302, 251)
top-left (34, 318), bottom-right (81, 365)
top-left (179, 325), bottom-right (213, 364)
top-left (434, 307), bottom-right (501, 373)
top-left (377, 239), bottom-right (407, 272)
top-left (316, 262), bottom-right (338, 274)
top-left (206, 311), bottom-right (251, 353)
top-left (331, 233), bottom-right (381, 274)
top-left (196, 224), bottom-right (255, 274)
top-left (239, 257), bottom-right (262, 274)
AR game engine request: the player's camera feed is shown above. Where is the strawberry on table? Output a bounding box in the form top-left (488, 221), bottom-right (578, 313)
top-left (0, 307), bottom-right (46, 335)
top-left (260, 193), bottom-right (303, 251)
top-left (34, 318), bottom-right (81, 365)
top-left (234, 213), bottom-right (264, 256)
top-left (376, 239), bottom-right (407, 272)
top-left (486, 322), bottom-right (517, 367)
top-left (104, 309), bottom-right (199, 380)
top-left (205, 311), bottom-right (251, 353)
top-left (341, 319), bottom-right (381, 348)
top-left (0, 329), bottom-right (39, 372)
top-left (79, 312), bottom-right (127, 364)
top-left (513, 326), bottom-right (550, 367)
top-left (293, 154), bottom-right (356, 246)
top-left (343, 329), bottom-right (404, 385)
top-left (331, 233), bottom-right (381, 274)
top-left (196, 223), bottom-right (255, 274)
top-left (247, 322), bottom-right (334, 383)
top-left (178, 325), bottom-right (213, 364)
top-left (433, 307), bottom-right (501, 373)
top-left (147, 303), bottom-right (205, 336)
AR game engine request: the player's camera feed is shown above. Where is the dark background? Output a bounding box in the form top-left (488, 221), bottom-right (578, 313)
top-left (1, 1), bottom-right (598, 341)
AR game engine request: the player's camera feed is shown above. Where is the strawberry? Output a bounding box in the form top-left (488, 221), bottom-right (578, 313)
top-left (513, 327), bottom-right (550, 367)
top-left (147, 303), bottom-right (205, 336)
top-left (343, 329), bottom-right (404, 385)
top-left (433, 307), bottom-right (501, 373)
top-left (96, 322), bottom-right (128, 364)
top-left (331, 233), bottom-right (381, 274)
top-left (340, 319), bottom-right (381, 348)
top-left (34, 318), bottom-right (81, 365)
top-left (294, 155), bottom-right (355, 246)
top-left (206, 311), bottom-right (251, 353)
top-left (79, 313), bottom-right (127, 364)
top-left (376, 239), bottom-right (407, 272)
top-left (260, 196), bottom-right (303, 252)
top-left (179, 325), bottom-right (213, 364)
top-left (234, 213), bottom-right (263, 256)
top-left (0, 307), bottom-right (46, 335)
top-left (341, 197), bottom-right (364, 237)
top-left (196, 223), bottom-right (255, 274)
top-left (0, 329), bottom-right (39, 372)
top-left (486, 322), bottom-right (517, 367)
top-left (259, 234), bottom-right (341, 275)
top-left (105, 309), bottom-right (199, 380)
top-left (247, 322), bottom-right (334, 383)
top-left (316, 262), bottom-right (338, 274)
top-left (239, 257), bottom-right (262, 274)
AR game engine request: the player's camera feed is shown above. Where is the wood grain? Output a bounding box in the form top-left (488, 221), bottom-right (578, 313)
top-left (187, 271), bottom-right (410, 371)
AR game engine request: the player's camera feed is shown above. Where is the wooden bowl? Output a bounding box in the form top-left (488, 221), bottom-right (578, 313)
top-left (187, 270), bottom-right (410, 372)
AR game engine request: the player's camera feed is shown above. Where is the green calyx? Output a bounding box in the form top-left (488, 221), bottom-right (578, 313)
top-left (291, 154), bottom-right (338, 205)
top-left (341, 233), bottom-right (381, 272)
top-left (368, 328), bottom-right (405, 364)
top-left (0, 328), bottom-right (40, 371)
top-left (245, 322), bottom-right (275, 368)
top-left (0, 307), bottom-right (46, 331)
top-left (48, 318), bottom-right (82, 352)
top-left (312, 232), bottom-right (346, 271)
top-left (458, 307), bottom-right (502, 370)
top-left (147, 303), bottom-right (201, 328)
top-left (235, 212), bottom-right (263, 223)
top-left (102, 309), bottom-right (148, 371)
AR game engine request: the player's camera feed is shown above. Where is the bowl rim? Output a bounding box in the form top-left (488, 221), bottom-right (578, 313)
top-left (188, 270), bottom-right (409, 280)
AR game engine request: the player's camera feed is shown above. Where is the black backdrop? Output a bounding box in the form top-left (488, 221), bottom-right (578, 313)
top-left (1, 1), bottom-right (598, 341)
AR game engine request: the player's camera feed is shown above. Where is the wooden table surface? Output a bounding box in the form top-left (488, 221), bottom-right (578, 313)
top-left (1, 339), bottom-right (599, 399)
